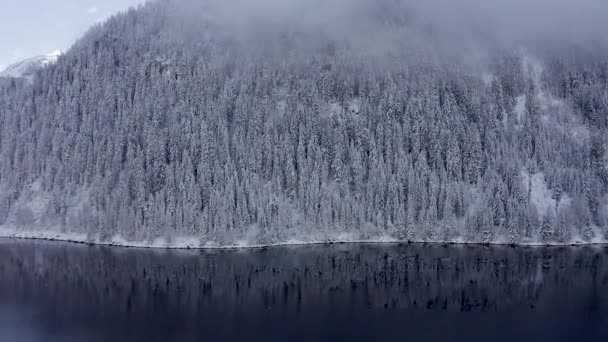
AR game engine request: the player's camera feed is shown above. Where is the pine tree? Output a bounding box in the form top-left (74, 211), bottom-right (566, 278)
top-left (551, 184), bottom-right (563, 216)
top-left (506, 197), bottom-right (521, 244)
top-left (554, 211), bottom-right (569, 244)
top-left (581, 203), bottom-right (595, 242)
top-left (540, 210), bottom-right (553, 244)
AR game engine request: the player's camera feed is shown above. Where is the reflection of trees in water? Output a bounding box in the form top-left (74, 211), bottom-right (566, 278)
top-left (0, 242), bottom-right (607, 325)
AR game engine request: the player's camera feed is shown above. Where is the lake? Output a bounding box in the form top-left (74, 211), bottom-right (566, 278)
top-left (0, 240), bottom-right (607, 341)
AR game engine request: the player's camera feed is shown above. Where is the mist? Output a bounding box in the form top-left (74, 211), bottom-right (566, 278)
top-left (151, 0), bottom-right (608, 70)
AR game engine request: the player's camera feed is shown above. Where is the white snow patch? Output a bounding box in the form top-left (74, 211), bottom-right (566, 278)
top-left (347, 97), bottom-right (361, 114)
top-left (0, 226), bottom-right (89, 244)
top-left (521, 171), bottom-right (571, 218)
top-left (482, 73), bottom-right (495, 87)
top-left (276, 100), bottom-right (287, 117)
top-left (0, 51), bottom-right (61, 80)
top-left (5, 181), bottom-right (50, 227)
top-left (514, 95), bottom-right (526, 123)
top-left (324, 97), bottom-right (361, 118)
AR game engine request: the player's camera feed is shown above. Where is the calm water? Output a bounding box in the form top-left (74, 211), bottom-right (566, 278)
top-left (0, 240), bottom-right (607, 341)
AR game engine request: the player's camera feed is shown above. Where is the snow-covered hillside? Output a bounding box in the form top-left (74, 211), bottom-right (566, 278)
top-left (0, 0), bottom-right (607, 248)
top-left (0, 51), bottom-right (61, 79)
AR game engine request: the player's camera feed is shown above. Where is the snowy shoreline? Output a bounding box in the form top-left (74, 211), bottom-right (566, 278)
top-left (1, 227), bottom-right (606, 251)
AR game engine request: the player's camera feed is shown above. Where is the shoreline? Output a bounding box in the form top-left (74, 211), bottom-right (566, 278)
top-left (1, 228), bottom-right (606, 251)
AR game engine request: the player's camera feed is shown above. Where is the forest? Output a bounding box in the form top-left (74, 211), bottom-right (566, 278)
top-left (0, 0), bottom-right (607, 246)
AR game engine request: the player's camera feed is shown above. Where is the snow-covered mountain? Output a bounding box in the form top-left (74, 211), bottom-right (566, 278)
top-left (0, 51), bottom-right (61, 79)
top-left (0, 0), bottom-right (607, 248)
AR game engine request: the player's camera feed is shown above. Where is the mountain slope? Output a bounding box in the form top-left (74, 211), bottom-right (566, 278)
top-left (0, 0), bottom-right (607, 247)
top-left (0, 51), bottom-right (61, 79)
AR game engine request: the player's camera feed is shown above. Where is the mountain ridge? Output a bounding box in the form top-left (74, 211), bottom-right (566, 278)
top-left (0, 51), bottom-right (61, 80)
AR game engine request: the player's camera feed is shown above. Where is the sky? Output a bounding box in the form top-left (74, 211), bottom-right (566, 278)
top-left (0, 0), bottom-right (146, 71)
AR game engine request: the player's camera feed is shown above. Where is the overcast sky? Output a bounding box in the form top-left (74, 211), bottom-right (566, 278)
top-left (0, 0), bottom-right (146, 71)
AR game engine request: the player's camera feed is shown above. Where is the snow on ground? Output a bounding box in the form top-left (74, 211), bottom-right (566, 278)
top-left (521, 171), bottom-right (571, 218)
top-left (0, 227), bottom-right (90, 245)
top-left (1, 225), bottom-right (604, 249)
top-left (0, 225), bottom-right (404, 250)
top-left (325, 97), bottom-right (361, 118)
top-left (514, 95), bottom-right (526, 123)
top-left (4, 181), bottom-right (50, 227)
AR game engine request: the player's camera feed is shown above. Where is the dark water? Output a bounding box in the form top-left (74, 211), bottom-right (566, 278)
top-left (0, 240), bottom-right (607, 341)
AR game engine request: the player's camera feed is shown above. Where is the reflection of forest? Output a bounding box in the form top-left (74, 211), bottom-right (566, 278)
top-left (1, 241), bottom-right (606, 319)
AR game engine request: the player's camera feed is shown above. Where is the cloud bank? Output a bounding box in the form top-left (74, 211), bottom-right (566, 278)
top-left (156, 0), bottom-right (608, 66)
top-left (199, 0), bottom-right (608, 45)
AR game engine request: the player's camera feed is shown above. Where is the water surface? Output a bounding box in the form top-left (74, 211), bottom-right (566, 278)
top-left (0, 240), bottom-right (607, 341)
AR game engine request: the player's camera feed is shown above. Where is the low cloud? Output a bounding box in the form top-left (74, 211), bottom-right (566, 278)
top-left (129, 0), bottom-right (608, 69)
top-left (179, 0), bottom-right (608, 53)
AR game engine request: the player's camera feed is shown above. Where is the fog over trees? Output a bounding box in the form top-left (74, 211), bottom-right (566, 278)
top-left (0, 0), bottom-right (607, 246)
